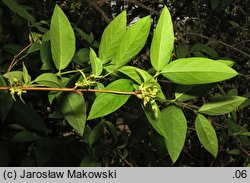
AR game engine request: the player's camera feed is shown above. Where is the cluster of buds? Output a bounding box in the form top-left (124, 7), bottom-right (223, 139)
top-left (9, 78), bottom-right (26, 102)
top-left (75, 76), bottom-right (97, 89)
top-left (137, 81), bottom-right (160, 106)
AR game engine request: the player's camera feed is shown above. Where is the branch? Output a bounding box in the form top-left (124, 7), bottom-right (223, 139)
top-left (96, 0), bottom-right (159, 15)
top-left (7, 43), bottom-right (33, 72)
top-left (184, 32), bottom-right (250, 58)
top-left (0, 86), bottom-right (139, 96)
top-left (86, 0), bottom-right (111, 23)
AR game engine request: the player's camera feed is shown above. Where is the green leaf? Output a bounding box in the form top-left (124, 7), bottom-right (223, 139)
top-left (99, 11), bottom-right (126, 63)
top-left (88, 79), bottom-right (133, 120)
top-left (160, 105), bottom-right (187, 163)
top-left (27, 42), bottom-right (41, 54)
top-left (11, 130), bottom-right (38, 142)
top-left (2, 0), bottom-right (35, 23)
top-left (216, 59), bottom-right (235, 67)
top-left (150, 6), bottom-right (174, 71)
top-left (161, 58), bottom-right (238, 84)
top-left (50, 5), bottom-right (75, 71)
top-left (105, 121), bottom-right (118, 144)
top-left (195, 114), bottom-right (218, 157)
top-left (22, 63), bottom-right (31, 85)
top-left (112, 16), bottom-right (151, 68)
top-left (40, 32), bottom-right (55, 71)
top-left (143, 103), bottom-right (165, 137)
top-left (76, 28), bottom-right (94, 45)
top-left (224, 119), bottom-right (250, 147)
top-left (118, 66), bottom-right (153, 84)
top-left (175, 84), bottom-right (215, 101)
top-left (3, 71), bottom-right (23, 81)
top-left (198, 96), bottom-right (247, 115)
top-left (176, 45), bottom-right (188, 59)
top-left (89, 48), bottom-right (103, 76)
top-left (88, 121), bottom-right (105, 145)
top-left (191, 43), bottom-right (219, 59)
top-left (73, 48), bottom-right (90, 65)
top-left (57, 93), bottom-right (86, 135)
top-left (34, 73), bottom-right (62, 88)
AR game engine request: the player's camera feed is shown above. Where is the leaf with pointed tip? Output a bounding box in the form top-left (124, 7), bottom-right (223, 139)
top-left (195, 114), bottom-right (218, 157)
top-left (22, 63), bottom-right (31, 85)
top-left (150, 6), bottom-right (174, 71)
top-left (112, 16), bottom-right (151, 68)
top-left (99, 11), bottom-right (127, 63)
top-left (198, 96), bottom-right (246, 115)
top-left (50, 5), bottom-right (75, 71)
top-left (161, 58), bottom-right (238, 84)
top-left (88, 79), bottom-right (133, 120)
top-left (160, 105), bottom-right (187, 163)
top-left (89, 48), bottom-right (103, 76)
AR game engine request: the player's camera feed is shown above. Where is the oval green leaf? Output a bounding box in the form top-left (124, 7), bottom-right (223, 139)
top-left (57, 93), bottom-right (86, 135)
top-left (50, 5), bottom-right (75, 71)
top-left (150, 6), bottom-right (174, 71)
top-left (198, 96), bottom-right (247, 115)
top-left (88, 79), bottom-right (133, 120)
top-left (160, 105), bottom-right (187, 163)
top-left (99, 11), bottom-right (127, 63)
top-left (195, 114), bottom-right (218, 157)
top-left (112, 16), bottom-right (151, 68)
top-left (161, 58), bottom-right (238, 84)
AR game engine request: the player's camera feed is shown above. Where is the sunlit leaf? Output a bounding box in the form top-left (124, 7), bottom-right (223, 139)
top-left (88, 79), bottom-right (133, 120)
top-left (99, 11), bottom-right (126, 63)
top-left (161, 105), bottom-right (187, 163)
top-left (89, 48), bottom-right (103, 76)
top-left (198, 96), bottom-right (246, 115)
top-left (161, 57), bottom-right (238, 84)
top-left (50, 5), bottom-right (75, 71)
top-left (112, 16), bottom-right (151, 68)
top-left (150, 6), bottom-right (174, 71)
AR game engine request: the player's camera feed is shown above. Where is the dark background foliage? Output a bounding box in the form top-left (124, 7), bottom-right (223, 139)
top-left (0, 0), bottom-right (249, 166)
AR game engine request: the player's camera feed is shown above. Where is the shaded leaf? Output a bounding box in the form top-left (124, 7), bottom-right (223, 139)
top-left (2, 0), bottom-right (35, 22)
top-left (11, 130), bottom-right (38, 142)
top-left (175, 84), bottom-right (215, 101)
top-left (118, 66), bottom-right (153, 84)
top-left (191, 43), bottom-right (219, 59)
top-left (57, 92), bottom-right (86, 135)
top-left (195, 114), bottom-right (218, 157)
top-left (88, 121), bottom-right (105, 145)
